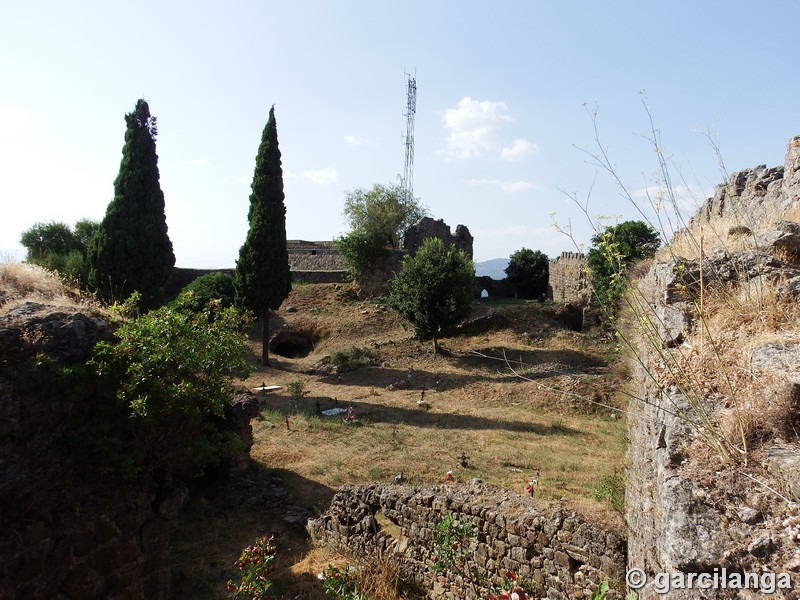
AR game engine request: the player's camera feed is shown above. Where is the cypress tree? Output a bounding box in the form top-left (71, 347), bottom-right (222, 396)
top-left (235, 106), bottom-right (291, 364)
top-left (88, 99), bottom-right (174, 306)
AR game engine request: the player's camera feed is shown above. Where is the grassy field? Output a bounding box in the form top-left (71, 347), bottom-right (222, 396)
top-left (170, 283), bottom-right (628, 598)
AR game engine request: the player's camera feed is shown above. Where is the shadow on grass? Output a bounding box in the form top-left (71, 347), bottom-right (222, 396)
top-left (260, 394), bottom-right (584, 437)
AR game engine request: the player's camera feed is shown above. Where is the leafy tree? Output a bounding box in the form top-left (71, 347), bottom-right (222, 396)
top-left (504, 248), bottom-right (549, 299)
top-left (20, 219), bottom-right (100, 285)
top-left (174, 272), bottom-right (236, 313)
top-left (88, 99), bottom-right (175, 306)
top-left (387, 237), bottom-right (474, 354)
top-left (586, 220), bottom-right (660, 311)
top-left (342, 182), bottom-right (428, 249)
top-left (20, 221), bottom-right (78, 259)
top-left (234, 106), bottom-right (291, 365)
top-left (335, 228), bottom-right (387, 282)
top-left (73, 219), bottom-right (101, 249)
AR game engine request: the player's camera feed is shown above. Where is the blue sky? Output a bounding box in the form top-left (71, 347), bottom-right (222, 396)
top-left (2, 1), bottom-right (799, 267)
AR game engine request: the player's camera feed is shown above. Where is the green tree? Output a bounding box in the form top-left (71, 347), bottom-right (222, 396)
top-left (234, 105), bottom-right (291, 365)
top-left (20, 221), bottom-right (78, 259)
top-left (504, 248), bottom-right (549, 299)
top-left (337, 183), bottom-right (428, 285)
top-left (586, 220), bottom-right (660, 311)
top-left (20, 219), bottom-right (100, 285)
top-left (335, 228), bottom-right (387, 282)
top-left (342, 183), bottom-right (428, 249)
top-left (387, 237), bottom-right (474, 354)
top-left (88, 99), bottom-right (175, 306)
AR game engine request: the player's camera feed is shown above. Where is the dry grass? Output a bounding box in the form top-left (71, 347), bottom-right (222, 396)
top-left (172, 284), bottom-right (628, 598)
top-left (0, 260), bottom-right (97, 313)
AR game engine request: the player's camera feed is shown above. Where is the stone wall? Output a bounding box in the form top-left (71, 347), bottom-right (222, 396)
top-left (308, 482), bottom-right (625, 599)
top-left (625, 137), bottom-right (800, 598)
top-left (403, 217), bottom-right (474, 259)
top-left (287, 240), bottom-right (346, 271)
top-left (548, 252), bottom-right (589, 304)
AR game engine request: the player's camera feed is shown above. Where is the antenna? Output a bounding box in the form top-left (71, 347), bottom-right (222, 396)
top-left (401, 71), bottom-right (417, 207)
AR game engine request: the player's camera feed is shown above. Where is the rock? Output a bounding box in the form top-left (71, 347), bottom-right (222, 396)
top-left (747, 534), bottom-right (774, 557)
top-left (777, 275), bottom-right (800, 298)
top-left (657, 303), bottom-right (692, 347)
top-left (755, 220), bottom-right (800, 257)
top-left (285, 305), bottom-right (298, 313)
top-left (736, 506), bottom-right (761, 525)
top-left (728, 225), bottom-right (753, 236)
top-left (764, 445), bottom-right (800, 501)
top-left (283, 506), bottom-right (311, 529)
top-left (751, 343), bottom-right (800, 373)
top-left (660, 476), bottom-right (727, 570)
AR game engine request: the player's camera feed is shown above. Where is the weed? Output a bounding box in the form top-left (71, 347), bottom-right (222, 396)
top-left (226, 535), bottom-right (277, 599)
top-left (591, 471), bottom-right (626, 515)
top-left (331, 346), bottom-right (380, 373)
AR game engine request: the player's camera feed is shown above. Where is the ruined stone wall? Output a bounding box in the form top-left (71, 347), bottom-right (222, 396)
top-left (308, 482), bottom-right (625, 599)
top-left (287, 240), bottom-right (346, 271)
top-left (626, 137), bottom-right (800, 598)
top-left (403, 218), bottom-right (474, 259)
top-left (548, 252), bottom-right (589, 304)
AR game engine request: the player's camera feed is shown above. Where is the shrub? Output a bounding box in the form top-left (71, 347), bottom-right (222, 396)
top-left (175, 272), bottom-right (236, 312)
top-left (590, 471), bottom-right (625, 515)
top-left (227, 535), bottom-right (277, 599)
top-left (90, 295), bottom-right (253, 476)
top-left (330, 346), bottom-right (380, 373)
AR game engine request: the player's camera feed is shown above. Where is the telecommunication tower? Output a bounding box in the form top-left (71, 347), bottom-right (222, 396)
top-left (401, 72), bottom-right (417, 204)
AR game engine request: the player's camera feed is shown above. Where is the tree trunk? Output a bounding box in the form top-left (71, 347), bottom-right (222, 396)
top-left (432, 334), bottom-right (438, 357)
top-left (262, 309), bottom-right (270, 366)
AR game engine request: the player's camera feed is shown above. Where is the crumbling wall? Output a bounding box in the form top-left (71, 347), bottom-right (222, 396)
top-left (403, 218), bottom-right (474, 259)
top-left (548, 252), bottom-right (589, 304)
top-left (308, 482), bottom-right (625, 599)
top-left (626, 137), bottom-right (800, 598)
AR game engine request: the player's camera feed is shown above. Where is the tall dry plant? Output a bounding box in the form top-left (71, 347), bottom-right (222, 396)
top-left (547, 95), bottom-right (800, 468)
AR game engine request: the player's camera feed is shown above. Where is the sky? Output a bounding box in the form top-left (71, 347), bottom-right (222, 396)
top-left (2, 1), bottom-right (800, 268)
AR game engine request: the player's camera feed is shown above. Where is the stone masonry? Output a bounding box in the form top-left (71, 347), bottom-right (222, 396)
top-left (403, 217), bottom-right (474, 259)
top-left (626, 137), bottom-right (800, 598)
top-left (548, 252), bottom-right (589, 304)
top-left (308, 481), bottom-right (625, 599)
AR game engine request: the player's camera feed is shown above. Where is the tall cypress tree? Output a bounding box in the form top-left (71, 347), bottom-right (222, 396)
top-left (235, 105), bottom-right (291, 364)
top-left (88, 99), bottom-right (174, 306)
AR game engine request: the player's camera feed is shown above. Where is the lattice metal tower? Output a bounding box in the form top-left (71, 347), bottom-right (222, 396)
top-left (401, 72), bottom-right (417, 204)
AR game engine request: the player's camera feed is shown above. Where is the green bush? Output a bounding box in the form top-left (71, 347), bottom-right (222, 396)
top-left (175, 272), bottom-right (236, 312)
top-left (330, 346), bottom-right (380, 373)
top-left (90, 295), bottom-right (252, 476)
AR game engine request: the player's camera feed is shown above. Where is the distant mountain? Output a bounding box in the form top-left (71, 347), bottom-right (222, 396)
top-left (475, 258), bottom-right (509, 280)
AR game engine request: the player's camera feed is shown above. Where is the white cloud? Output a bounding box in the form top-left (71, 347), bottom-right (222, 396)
top-left (467, 178), bottom-right (539, 193)
top-left (342, 134), bottom-right (370, 147)
top-left (441, 97), bottom-right (514, 159)
top-left (302, 167), bottom-right (338, 186)
top-left (192, 158), bottom-right (210, 167)
top-left (633, 183), bottom-right (711, 222)
top-left (500, 138), bottom-right (538, 162)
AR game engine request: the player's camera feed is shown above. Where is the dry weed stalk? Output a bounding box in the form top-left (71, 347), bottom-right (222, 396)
top-left (549, 97), bottom-right (800, 469)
